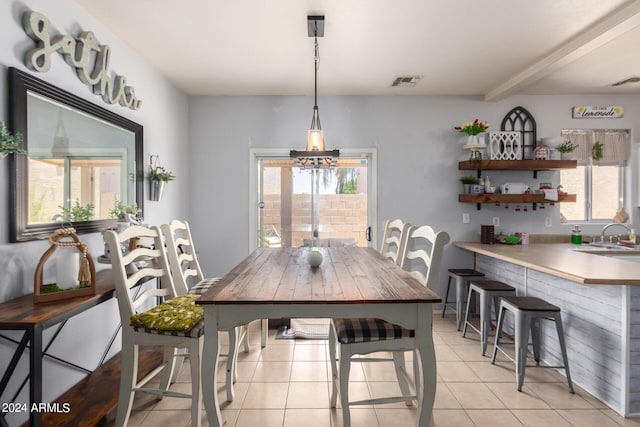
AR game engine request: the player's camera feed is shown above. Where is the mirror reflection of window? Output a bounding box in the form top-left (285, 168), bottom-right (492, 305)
top-left (28, 158), bottom-right (64, 224)
top-left (27, 92), bottom-right (135, 225)
top-left (28, 158), bottom-right (123, 223)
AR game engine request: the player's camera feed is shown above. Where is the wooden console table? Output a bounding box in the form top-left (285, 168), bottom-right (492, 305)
top-left (0, 269), bottom-right (118, 427)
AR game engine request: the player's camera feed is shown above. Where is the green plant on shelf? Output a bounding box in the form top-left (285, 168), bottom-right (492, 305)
top-left (459, 175), bottom-right (478, 184)
top-left (555, 140), bottom-right (576, 154)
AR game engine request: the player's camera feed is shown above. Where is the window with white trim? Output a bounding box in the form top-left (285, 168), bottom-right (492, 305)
top-left (559, 129), bottom-right (629, 222)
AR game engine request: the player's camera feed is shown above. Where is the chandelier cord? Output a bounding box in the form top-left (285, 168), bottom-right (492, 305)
top-left (313, 22), bottom-right (320, 108)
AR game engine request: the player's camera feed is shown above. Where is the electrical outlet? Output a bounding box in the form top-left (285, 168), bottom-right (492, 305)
top-left (462, 213), bottom-right (470, 224)
top-left (492, 217), bottom-right (500, 227)
top-left (545, 217), bottom-right (552, 227)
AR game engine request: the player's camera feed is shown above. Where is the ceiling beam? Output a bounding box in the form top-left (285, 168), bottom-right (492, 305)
top-left (484, 0), bottom-right (640, 101)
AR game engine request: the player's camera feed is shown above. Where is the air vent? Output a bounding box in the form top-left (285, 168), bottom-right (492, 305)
top-left (612, 76), bottom-right (640, 87)
top-left (391, 75), bottom-right (423, 87)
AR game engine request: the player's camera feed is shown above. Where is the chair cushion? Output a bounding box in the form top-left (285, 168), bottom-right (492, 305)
top-left (333, 318), bottom-right (414, 344)
top-left (188, 277), bottom-right (221, 295)
top-left (130, 294), bottom-right (204, 333)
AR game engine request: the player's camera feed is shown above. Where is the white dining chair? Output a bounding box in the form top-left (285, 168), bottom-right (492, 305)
top-left (329, 224), bottom-right (450, 427)
top-left (104, 225), bottom-right (204, 427)
top-left (379, 218), bottom-right (412, 265)
top-left (159, 219), bottom-right (251, 402)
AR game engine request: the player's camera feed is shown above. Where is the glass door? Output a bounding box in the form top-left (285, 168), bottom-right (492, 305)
top-left (252, 150), bottom-right (376, 250)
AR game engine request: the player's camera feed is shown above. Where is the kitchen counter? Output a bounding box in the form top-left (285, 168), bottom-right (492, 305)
top-left (454, 242), bottom-right (640, 285)
top-left (453, 241), bottom-right (640, 417)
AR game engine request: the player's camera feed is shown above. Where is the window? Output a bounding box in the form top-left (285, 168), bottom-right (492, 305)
top-left (249, 148), bottom-right (377, 252)
top-left (559, 129), bottom-right (629, 222)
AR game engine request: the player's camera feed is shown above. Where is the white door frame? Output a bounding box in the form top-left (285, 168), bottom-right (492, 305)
top-left (248, 148), bottom-right (377, 252)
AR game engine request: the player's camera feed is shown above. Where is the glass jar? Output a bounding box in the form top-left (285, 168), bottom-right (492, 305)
top-left (571, 225), bottom-right (582, 245)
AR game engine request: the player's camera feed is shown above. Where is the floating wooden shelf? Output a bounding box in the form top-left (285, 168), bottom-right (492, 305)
top-left (459, 193), bottom-right (576, 210)
top-left (457, 160), bottom-right (578, 209)
top-left (458, 159), bottom-right (577, 171)
top-left (459, 159), bottom-right (577, 178)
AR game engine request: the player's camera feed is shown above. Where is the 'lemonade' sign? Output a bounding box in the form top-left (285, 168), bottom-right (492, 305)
top-left (572, 106), bottom-right (623, 118)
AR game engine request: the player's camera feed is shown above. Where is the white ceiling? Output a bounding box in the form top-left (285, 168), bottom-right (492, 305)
top-left (73, 0), bottom-right (640, 100)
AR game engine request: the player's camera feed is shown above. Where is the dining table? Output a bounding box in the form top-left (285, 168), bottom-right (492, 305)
top-left (197, 246), bottom-right (441, 427)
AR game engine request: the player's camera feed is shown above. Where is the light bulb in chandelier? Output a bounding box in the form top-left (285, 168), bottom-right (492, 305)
top-left (307, 106), bottom-right (324, 151)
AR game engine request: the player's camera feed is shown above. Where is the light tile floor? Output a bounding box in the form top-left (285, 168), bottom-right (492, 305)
top-left (107, 313), bottom-right (640, 427)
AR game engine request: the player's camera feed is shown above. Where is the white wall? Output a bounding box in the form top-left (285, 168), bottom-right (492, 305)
top-left (188, 94), bottom-right (640, 289)
top-left (0, 1), bottom-right (189, 424)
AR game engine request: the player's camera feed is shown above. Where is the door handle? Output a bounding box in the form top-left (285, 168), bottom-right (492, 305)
top-left (366, 226), bottom-right (372, 242)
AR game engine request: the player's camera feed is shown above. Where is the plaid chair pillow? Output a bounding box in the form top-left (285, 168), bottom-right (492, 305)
top-left (333, 318), bottom-right (414, 344)
top-left (189, 277), bottom-right (221, 295)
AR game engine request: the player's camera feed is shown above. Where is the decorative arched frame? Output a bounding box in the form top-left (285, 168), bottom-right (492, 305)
top-left (500, 106), bottom-right (537, 160)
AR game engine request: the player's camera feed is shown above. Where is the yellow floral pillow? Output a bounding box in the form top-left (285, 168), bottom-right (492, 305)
top-left (130, 294), bottom-right (203, 332)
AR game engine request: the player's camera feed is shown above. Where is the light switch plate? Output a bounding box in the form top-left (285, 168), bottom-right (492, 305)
top-left (463, 213), bottom-right (470, 224)
top-left (492, 217), bottom-right (500, 227)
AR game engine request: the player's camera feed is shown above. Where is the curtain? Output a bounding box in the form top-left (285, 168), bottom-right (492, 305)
top-left (560, 129), bottom-right (629, 165)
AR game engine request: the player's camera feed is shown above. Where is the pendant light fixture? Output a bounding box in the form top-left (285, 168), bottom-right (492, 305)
top-left (290, 15), bottom-right (339, 169)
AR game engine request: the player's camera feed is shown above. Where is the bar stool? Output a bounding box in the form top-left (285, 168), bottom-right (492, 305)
top-left (491, 295), bottom-right (574, 393)
top-left (462, 280), bottom-right (516, 355)
top-left (443, 269), bottom-right (485, 330)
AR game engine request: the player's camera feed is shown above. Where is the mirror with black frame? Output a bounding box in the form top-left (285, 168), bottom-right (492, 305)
top-left (8, 67), bottom-right (144, 242)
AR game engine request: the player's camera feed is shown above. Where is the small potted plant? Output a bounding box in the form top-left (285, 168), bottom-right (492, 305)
top-left (459, 175), bottom-right (478, 194)
top-left (57, 200), bottom-right (95, 222)
top-left (555, 140), bottom-right (576, 160)
top-left (0, 121), bottom-right (27, 158)
top-left (109, 202), bottom-right (141, 221)
top-left (148, 159), bottom-right (175, 202)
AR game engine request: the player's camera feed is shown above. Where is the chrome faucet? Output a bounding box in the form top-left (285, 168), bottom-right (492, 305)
top-left (600, 223), bottom-right (632, 242)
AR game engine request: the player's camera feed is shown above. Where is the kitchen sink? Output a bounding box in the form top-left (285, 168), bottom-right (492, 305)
top-left (583, 242), bottom-right (640, 250)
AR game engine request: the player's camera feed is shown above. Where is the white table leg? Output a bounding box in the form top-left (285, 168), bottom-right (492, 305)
top-left (416, 304), bottom-right (436, 427)
top-left (202, 307), bottom-right (222, 427)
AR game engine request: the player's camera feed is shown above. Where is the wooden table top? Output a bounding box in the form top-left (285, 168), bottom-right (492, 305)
top-left (197, 247), bottom-right (441, 305)
top-left (0, 269), bottom-right (116, 328)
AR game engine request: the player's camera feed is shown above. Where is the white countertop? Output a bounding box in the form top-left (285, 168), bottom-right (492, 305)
top-left (454, 242), bottom-right (640, 285)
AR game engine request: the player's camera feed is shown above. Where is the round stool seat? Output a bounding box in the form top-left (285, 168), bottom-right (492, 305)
top-left (500, 296), bottom-right (560, 312)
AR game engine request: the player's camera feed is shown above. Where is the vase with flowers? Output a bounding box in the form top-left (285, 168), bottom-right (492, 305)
top-left (455, 119), bottom-right (489, 160)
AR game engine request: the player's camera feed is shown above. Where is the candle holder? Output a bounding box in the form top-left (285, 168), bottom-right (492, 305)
top-left (33, 227), bottom-right (96, 303)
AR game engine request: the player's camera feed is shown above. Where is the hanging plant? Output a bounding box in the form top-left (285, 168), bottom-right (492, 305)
top-left (148, 155), bottom-right (175, 201)
top-left (149, 165), bottom-right (176, 182)
top-left (592, 141), bottom-right (604, 161)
